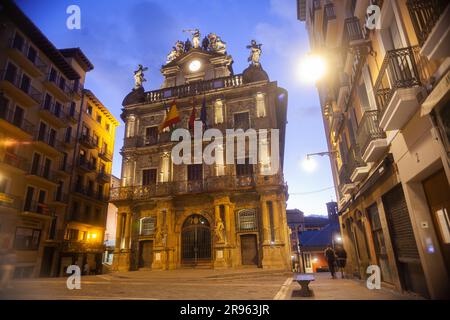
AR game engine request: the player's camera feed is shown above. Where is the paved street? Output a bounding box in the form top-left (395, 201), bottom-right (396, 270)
top-left (0, 269), bottom-right (420, 300)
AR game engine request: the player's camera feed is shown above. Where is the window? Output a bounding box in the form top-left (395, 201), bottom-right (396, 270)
top-left (65, 228), bottom-right (79, 240)
top-left (54, 101), bottom-right (62, 117)
top-left (69, 102), bottom-right (76, 117)
top-left (105, 123), bottom-right (110, 132)
top-left (187, 164), bottom-right (203, 181)
top-left (93, 134), bottom-right (99, 146)
top-left (145, 126), bottom-right (158, 145)
top-left (5, 63), bottom-right (18, 83)
top-left (86, 105), bottom-right (93, 116)
top-left (49, 67), bottom-right (57, 82)
top-left (65, 126), bottom-right (72, 143)
top-left (268, 201), bottom-right (275, 242)
top-left (24, 186), bottom-right (34, 211)
top-left (142, 169), bottom-right (157, 186)
top-left (48, 128), bottom-right (56, 146)
top-left (14, 227), bottom-right (41, 250)
top-left (71, 201), bottom-right (80, 220)
top-left (236, 158), bottom-right (253, 176)
top-left (31, 153), bottom-right (41, 175)
top-left (234, 112), bottom-right (250, 130)
top-left (59, 76), bottom-right (66, 91)
top-left (12, 32), bottom-right (24, 51)
top-left (85, 205), bottom-right (91, 218)
top-left (12, 105), bottom-right (24, 128)
top-left (97, 184), bottom-right (104, 200)
top-left (20, 73), bottom-right (31, 93)
top-left (96, 114), bottom-right (102, 124)
top-left (237, 209), bottom-right (258, 231)
top-left (0, 95), bottom-right (10, 118)
top-left (81, 124), bottom-right (89, 138)
top-left (27, 46), bottom-right (37, 64)
top-left (140, 216), bottom-right (156, 236)
top-left (43, 94), bottom-right (52, 110)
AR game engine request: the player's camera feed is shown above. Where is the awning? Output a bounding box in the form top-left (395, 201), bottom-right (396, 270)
top-left (421, 69), bottom-right (450, 116)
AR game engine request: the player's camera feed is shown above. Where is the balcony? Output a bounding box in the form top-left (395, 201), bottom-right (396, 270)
top-left (0, 151), bottom-right (29, 172)
top-left (61, 135), bottom-right (76, 149)
top-left (0, 192), bottom-right (22, 211)
top-left (348, 144), bottom-right (370, 183)
top-left (39, 100), bottom-right (69, 128)
top-left (6, 38), bottom-right (47, 77)
top-left (110, 174), bottom-right (284, 202)
top-left (357, 110), bottom-right (388, 163)
top-left (343, 17), bottom-right (368, 46)
top-left (336, 72), bottom-right (350, 110)
top-left (61, 240), bottom-right (104, 253)
top-left (97, 171), bottom-right (111, 184)
top-left (330, 111), bottom-right (344, 139)
top-left (56, 161), bottom-right (73, 177)
top-left (407, 0), bottom-right (450, 60)
top-left (145, 74), bottom-right (244, 103)
top-left (43, 73), bottom-right (73, 103)
top-left (77, 158), bottom-right (96, 173)
top-left (0, 105), bottom-right (35, 138)
top-left (66, 107), bottom-right (79, 123)
top-left (22, 200), bottom-right (55, 218)
top-left (79, 135), bottom-right (98, 149)
top-left (98, 148), bottom-right (113, 162)
top-left (338, 164), bottom-right (356, 196)
top-left (323, 3), bottom-right (337, 43)
top-left (0, 70), bottom-right (42, 107)
top-left (34, 130), bottom-right (62, 156)
top-left (27, 165), bottom-right (58, 186)
top-left (52, 192), bottom-right (69, 205)
top-left (123, 132), bottom-right (172, 149)
top-left (374, 46), bottom-right (430, 131)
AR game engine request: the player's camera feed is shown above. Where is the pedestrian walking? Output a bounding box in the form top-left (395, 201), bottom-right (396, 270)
top-left (83, 262), bottom-right (89, 276)
top-left (324, 244), bottom-right (337, 279)
top-left (335, 245), bottom-right (347, 278)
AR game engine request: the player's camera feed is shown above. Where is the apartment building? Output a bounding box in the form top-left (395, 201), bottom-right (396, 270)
top-left (298, 0), bottom-right (450, 299)
top-left (0, 0), bottom-right (91, 277)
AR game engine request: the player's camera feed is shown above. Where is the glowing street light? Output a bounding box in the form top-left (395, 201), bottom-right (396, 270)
top-left (299, 54), bottom-right (327, 83)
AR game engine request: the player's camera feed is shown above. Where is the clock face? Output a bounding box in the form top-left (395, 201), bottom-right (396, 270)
top-left (189, 60), bottom-right (201, 72)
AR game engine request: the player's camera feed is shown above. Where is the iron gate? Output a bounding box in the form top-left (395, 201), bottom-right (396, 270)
top-left (181, 214), bottom-right (211, 264)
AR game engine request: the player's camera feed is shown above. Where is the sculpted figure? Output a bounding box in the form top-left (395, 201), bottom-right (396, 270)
top-left (246, 40), bottom-right (263, 66)
top-left (133, 64), bottom-right (148, 89)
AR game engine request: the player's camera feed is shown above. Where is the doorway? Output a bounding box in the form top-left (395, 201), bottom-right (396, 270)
top-left (40, 246), bottom-right (55, 277)
top-left (240, 234), bottom-right (258, 266)
top-left (181, 214), bottom-right (211, 265)
top-left (139, 240), bottom-right (153, 268)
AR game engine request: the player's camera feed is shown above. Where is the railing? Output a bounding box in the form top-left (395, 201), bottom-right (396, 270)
top-left (0, 192), bottom-right (22, 210)
top-left (35, 130), bottom-right (61, 149)
top-left (97, 171), bottom-right (111, 182)
top-left (323, 2), bottom-right (337, 40)
top-left (45, 72), bottom-right (79, 97)
top-left (77, 158), bottom-right (96, 172)
top-left (58, 161), bottom-right (73, 174)
top-left (40, 100), bottom-right (68, 122)
top-left (123, 132), bottom-right (172, 148)
top-left (29, 165), bottom-right (58, 183)
top-left (53, 192), bottom-right (68, 203)
top-left (8, 37), bottom-right (47, 72)
top-left (145, 74), bottom-right (244, 103)
top-left (98, 148), bottom-right (113, 162)
top-left (1, 151), bottom-right (29, 171)
top-left (72, 183), bottom-right (108, 202)
top-left (344, 17), bottom-right (367, 43)
top-left (347, 144), bottom-right (365, 175)
top-left (0, 105), bottom-right (35, 135)
top-left (0, 70), bottom-right (42, 104)
top-left (23, 200), bottom-right (55, 216)
top-left (406, 0), bottom-right (449, 46)
top-left (357, 110), bottom-right (386, 154)
top-left (79, 134), bottom-right (98, 148)
top-left (110, 174), bottom-right (284, 201)
top-left (374, 46), bottom-right (431, 116)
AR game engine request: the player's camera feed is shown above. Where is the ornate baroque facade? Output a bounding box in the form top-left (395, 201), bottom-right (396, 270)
top-left (111, 35), bottom-right (291, 271)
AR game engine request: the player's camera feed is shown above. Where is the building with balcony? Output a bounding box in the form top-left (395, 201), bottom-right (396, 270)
top-left (298, 0), bottom-right (450, 299)
top-left (60, 90), bottom-right (119, 276)
top-left (110, 34), bottom-right (290, 271)
top-left (0, 0), bottom-right (118, 279)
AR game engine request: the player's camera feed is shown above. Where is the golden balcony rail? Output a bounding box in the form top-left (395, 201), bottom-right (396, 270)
top-left (356, 110), bottom-right (386, 154)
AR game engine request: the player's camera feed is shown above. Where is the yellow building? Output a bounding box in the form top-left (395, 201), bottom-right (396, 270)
top-left (111, 35), bottom-right (291, 271)
top-left (59, 90), bottom-right (119, 276)
top-left (298, 0), bottom-right (450, 299)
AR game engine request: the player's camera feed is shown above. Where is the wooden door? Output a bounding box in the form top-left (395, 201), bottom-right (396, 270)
top-left (240, 234), bottom-right (258, 265)
top-left (139, 240), bottom-right (153, 268)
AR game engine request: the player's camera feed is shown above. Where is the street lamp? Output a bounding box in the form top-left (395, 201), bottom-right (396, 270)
top-left (299, 54), bottom-right (327, 83)
top-left (302, 150), bottom-right (338, 173)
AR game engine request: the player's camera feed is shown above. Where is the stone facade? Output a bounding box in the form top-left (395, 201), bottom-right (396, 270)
top-left (111, 45), bottom-right (290, 271)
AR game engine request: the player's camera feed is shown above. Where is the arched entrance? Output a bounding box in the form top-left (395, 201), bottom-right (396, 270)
top-left (181, 214), bottom-right (211, 265)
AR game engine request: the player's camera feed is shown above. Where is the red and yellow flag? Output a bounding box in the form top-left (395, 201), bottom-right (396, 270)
top-left (159, 100), bottom-right (181, 132)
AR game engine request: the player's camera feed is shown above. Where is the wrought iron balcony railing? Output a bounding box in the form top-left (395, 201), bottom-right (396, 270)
top-left (1, 70), bottom-right (42, 104)
top-left (356, 110), bottom-right (386, 154)
top-left (8, 37), bottom-right (47, 73)
top-left (323, 2), bottom-right (336, 40)
top-left (374, 46), bottom-right (431, 117)
top-left (1, 151), bottom-right (29, 171)
top-left (79, 134), bottom-right (98, 149)
top-left (40, 100), bottom-right (68, 122)
top-left (407, 0), bottom-right (449, 46)
top-left (0, 105), bottom-right (35, 135)
top-left (29, 164), bottom-right (58, 183)
top-left (35, 130), bottom-right (62, 150)
top-left (23, 200), bottom-right (55, 216)
top-left (344, 17), bottom-right (367, 44)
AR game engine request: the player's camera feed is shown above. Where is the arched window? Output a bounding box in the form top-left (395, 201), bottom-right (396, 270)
top-left (140, 216), bottom-right (156, 236)
top-left (237, 209), bottom-right (257, 232)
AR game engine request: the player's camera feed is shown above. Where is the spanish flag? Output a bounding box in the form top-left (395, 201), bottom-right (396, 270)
top-left (159, 100), bottom-right (181, 132)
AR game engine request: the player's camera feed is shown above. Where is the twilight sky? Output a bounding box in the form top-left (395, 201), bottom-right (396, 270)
top-left (17, 0), bottom-right (335, 215)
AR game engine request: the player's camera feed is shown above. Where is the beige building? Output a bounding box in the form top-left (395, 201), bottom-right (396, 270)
top-left (0, 0), bottom-right (118, 278)
top-left (298, 0), bottom-right (450, 299)
top-left (110, 35), bottom-right (291, 271)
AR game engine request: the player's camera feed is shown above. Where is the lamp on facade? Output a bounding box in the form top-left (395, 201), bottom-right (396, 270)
top-left (298, 53), bottom-right (327, 83)
top-left (302, 150), bottom-right (338, 173)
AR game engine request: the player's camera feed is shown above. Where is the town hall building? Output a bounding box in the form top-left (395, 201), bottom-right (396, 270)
top-left (110, 31), bottom-right (291, 271)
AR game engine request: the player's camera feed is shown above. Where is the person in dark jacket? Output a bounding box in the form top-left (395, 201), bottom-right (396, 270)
top-left (324, 245), bottom-right (336, 279)
top-left (335, 245), bottom-right (347, 279)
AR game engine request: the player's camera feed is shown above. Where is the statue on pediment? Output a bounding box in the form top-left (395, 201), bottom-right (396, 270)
top-left (183, 28), bottom-right (201, 48)
top-left (133, 64), bottom-right (148, 89)
top-left (208, 33), bottom-right (226, 54)
top-left (247, 40), bottom-right (263, 66)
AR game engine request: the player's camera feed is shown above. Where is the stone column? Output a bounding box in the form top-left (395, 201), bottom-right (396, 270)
top-left (261, 200), bottom-right (270, 244)
top-left (114, 213), bottom-right (123, 252)
top-left (124, 213), bottom-right (131, 250)
top-left (272, 200), bottom-right (281, 243)
top-left (224, 204), bottom-right (232, 244)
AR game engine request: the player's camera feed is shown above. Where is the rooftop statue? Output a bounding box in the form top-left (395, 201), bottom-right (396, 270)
top-left (201, 36), bottom-right (210, 51)
top-left (247, 40), bottom-right (263, 66)
top-left (208, 33), bottom-right (227, 54)
top-left (133, 64), bottom-right (148, 89)
top-left (183, 28), bottom-right (201, 49)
